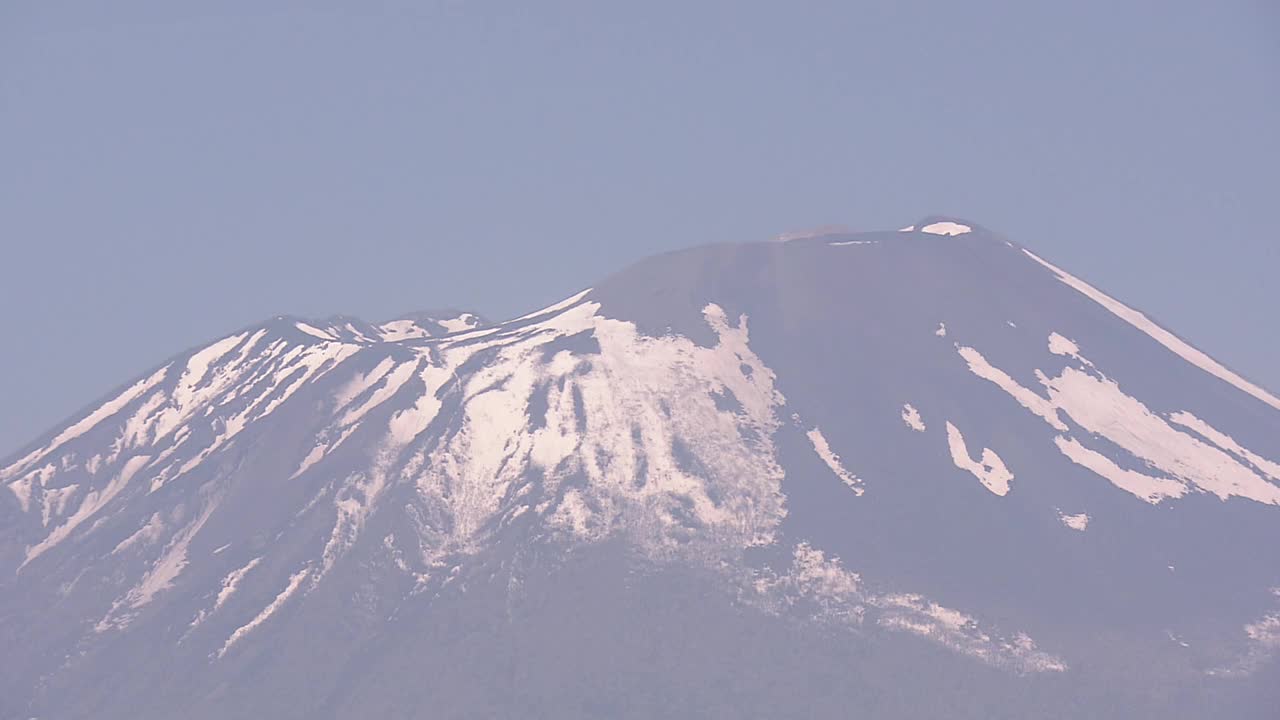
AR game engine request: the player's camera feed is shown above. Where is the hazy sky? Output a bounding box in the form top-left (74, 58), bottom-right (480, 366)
top-left (2, 1), bottom-right (1277, 457)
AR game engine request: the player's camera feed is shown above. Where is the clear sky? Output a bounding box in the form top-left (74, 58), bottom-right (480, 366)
top-left (2, 1), bottom-right (1277, 457)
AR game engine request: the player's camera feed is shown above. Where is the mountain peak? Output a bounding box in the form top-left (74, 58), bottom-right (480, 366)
top-left (3, 225), bottom-right (1278, 719)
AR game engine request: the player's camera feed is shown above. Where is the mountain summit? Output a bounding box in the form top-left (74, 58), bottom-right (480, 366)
top-left (2, 222), bottom-right (1278, 719)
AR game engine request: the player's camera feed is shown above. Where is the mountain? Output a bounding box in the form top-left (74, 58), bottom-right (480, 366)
top-left (2, 218), bottom-right (1278, 719)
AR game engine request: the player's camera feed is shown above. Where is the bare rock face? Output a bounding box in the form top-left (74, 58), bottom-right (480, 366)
top-left (2, 222), bottom-right (1278, 719)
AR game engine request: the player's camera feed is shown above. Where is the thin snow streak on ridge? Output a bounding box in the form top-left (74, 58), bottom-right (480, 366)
top-left (218, 567), bottom-right (310, 658)
top-left (1024, 249), bottom-right (1280, 412)
top-left (190, 556), bottom-right (263, 629)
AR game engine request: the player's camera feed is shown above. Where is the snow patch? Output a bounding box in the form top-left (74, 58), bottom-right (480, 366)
top-left (901, 404), bottom-right (926, 432)
top-left (191, 556), bottom-right (262, 629)
top-left (376, 319), bottom-right (430, 342)
top-left (1054, 437), bottom-right (1186, 504)
top-left (39, 484), bottom-right (79, 527)
top-left (338, 359), bottom-right (419, 427)
top-left (7, 475), bottom-right (32, 512)
top-left (1169, 411), bottom-right (1280, 481)
top-left (957, 345), bottom-right (1068, 431)
top-left (1210, 602), bottom-right (1280, 677)
top-left (806, 427), bottom-right (864, 496)
top-left (945, 422), bottom-right (1013, 496)
top-left (920, 221), bottom-right (971, 236)
top-left (111, 512), bottom-right (165, 554)
top-left (294, 322), bottom-right (335, 341)
top-left (386, 362), bottom-right (455, 445)
top-left (437, 313), bottom-right (480, 333)
top-left (1058, 511), bottom-right (1089, 531)
top-left (217, 567), bottom-right (310, 658)
top-left (748, 543), bottom-right (1065, 672)
top-left (292, 444), bottom-right (328, 479)
top-left (333, 357), bottom-right (398, 410)
top-left (1047, 332), bottom-right (1093, 367)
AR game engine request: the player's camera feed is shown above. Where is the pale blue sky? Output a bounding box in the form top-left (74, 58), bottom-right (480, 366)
top-left (2, 1), bottom-right (1277, 456)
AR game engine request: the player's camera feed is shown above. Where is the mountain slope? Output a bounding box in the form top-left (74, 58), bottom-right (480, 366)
top-left (2, 219), bottom-right (1278, 719)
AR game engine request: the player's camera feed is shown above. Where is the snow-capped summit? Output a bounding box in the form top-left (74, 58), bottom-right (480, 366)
top-left (1, 220), bottom-right (1277, 719)
top-left (900, 215), bottom-right (982, 236)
